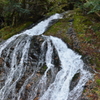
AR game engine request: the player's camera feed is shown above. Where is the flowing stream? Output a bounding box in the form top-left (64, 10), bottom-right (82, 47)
top-left (0, 13), bottom-right (92, 100)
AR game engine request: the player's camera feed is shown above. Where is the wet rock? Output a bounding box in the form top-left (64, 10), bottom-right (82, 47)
top-left (29, 36), bottom-right (45, 62)
top-left (67, 27), bottom-right (74, 34)
top-left (83, 64), bottom-right (94, 73)
top-left (70, 73), bottom-right (80, 91)
top-left (67, 27), bottom-right (80, 49)
top-left (68, 19), bottom-right (74, 22)
top-left (26, 84), bottom-right (31, 90)
top-left (0, 57), bottom-right (4, 67)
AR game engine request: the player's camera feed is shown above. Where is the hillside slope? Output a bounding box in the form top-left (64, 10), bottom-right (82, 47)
top-left (0, 9), bottom-right (100, 100)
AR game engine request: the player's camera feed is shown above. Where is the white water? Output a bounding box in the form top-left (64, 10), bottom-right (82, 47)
top-left (0, 13), bottom-right (92, 100)
top-left (0, 13), bottom-right (62, 55)
top-left (39, 36), bottom-right (92, 100)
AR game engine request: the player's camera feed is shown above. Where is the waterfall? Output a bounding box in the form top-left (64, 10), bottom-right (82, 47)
top-left (0, 13), bottom-right (92, 100)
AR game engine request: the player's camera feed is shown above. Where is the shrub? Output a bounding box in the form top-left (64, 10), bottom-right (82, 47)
top-left (84, 0), bottom-right (100, 17)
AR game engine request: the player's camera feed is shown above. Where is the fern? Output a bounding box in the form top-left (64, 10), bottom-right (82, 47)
top-left (84, 0), bottom-right (100, 14)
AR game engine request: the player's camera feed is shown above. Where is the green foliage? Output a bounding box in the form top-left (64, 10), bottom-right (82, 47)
top-left (0, 22), bottom-right (32, 39)
top-left (0, 0), bottom-right (8, 13)
top-left (84, 0), bottom-right (100, 14)
top-left (3, 0), bottom-right (30, 23)
top-left (46, 0), bottom-right (68, 15)
top-left (1, 0), bottom-right (100, 27)
top-left (0, 0), bottom-right (74, 26)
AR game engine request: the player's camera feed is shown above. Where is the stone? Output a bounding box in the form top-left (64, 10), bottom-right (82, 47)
top-left (0, 57), bottom-right (4, 67)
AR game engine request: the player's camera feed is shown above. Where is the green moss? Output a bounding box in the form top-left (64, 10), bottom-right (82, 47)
top-left (93, 58), bottom-right (100, 70)
top-left (74, 16), bottom-right (87, 33)
top-left (45, 19), bottom-right (68, 42)
top-left (96, 79), bottom-right (100, 86)
top-left (73, 9), bottom-right (92, 34)
top-left (42, 65), bottom-right (47, 70)
top-left (92, 85), bottom-right (100, 99)
top-left (78, 34), bottom-right (85, 38)
top-left (39, 65), bottom-right (47, 74)
top-left (84, 37), bottom-right (92, 43)
top-left (92, 23), bottom-right (100, 32)
top-left (0, 22), bottom-right (33, 40)
top-left (45, 13), bottom-right (74, 44)
top-left (46, 19), bottom-right (67, 34)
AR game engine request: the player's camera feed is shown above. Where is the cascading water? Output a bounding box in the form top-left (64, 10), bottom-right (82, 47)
top-left (0, 13), bottom-right (92, 100)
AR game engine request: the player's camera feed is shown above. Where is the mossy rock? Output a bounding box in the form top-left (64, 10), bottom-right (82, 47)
top-left (0, 22), bottom-right (33, 40)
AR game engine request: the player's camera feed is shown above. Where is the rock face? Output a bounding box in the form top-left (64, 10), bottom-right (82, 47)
top-left (67, 27), bottom-right (80, 49)
top-left (0, 35), bottom-right (62, 100)
top-left (0, 34), bottom-right (88, 100)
